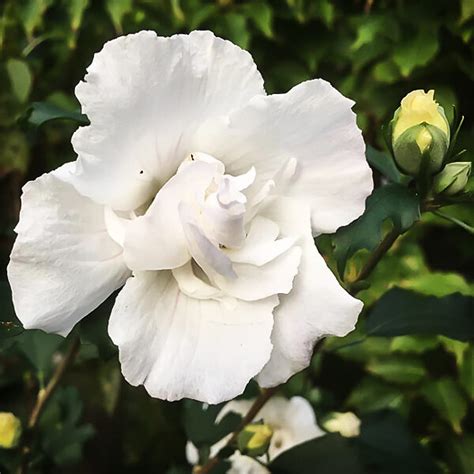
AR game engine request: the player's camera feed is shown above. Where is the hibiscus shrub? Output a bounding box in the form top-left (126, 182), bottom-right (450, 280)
top-left (1, 1), bottom-right (474, 474)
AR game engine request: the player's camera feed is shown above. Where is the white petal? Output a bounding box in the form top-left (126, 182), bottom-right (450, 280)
top-left (181, 217), bottom-right (237, 279)
top-left (225, 216), bottom-right (295, 266)
top-left (71, 30), bottom-right (265, 211)
top-left (266, 396), bottom-right (325, 459)
top-left (227, 453), bottom-right (269, 474)
top-left (7, 163), bottom-right (130, 336)
top-left (172, 261), bottom-right (224, 300)
top-left (123, 160), bottom-right (218, 271)
top-left (256, 197), bottom-right (363, 387)
top-left (219, 396), bottom-right (323, 460)
top-left (108, 271), bottom-right (277, 403)
top-left (194, 79), bottom-right (373, 234)
top-left (213, 246), bottom-right (302, 301)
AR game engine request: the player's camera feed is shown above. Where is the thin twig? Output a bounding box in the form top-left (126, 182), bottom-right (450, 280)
top-left (348, 228), bottom-right (400, 294)
top-left (195, 387), bottom-right (279, 474)
top-left (19, 336), bottom-right (81, 474)
top-left (28, 336), bottom-right (81, 429)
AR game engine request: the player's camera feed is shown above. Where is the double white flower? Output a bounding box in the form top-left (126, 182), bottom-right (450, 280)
top-left (8, 31), bottom-right (372, 403)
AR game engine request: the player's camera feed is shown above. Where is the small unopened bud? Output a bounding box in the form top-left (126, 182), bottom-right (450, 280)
top-left (391, 90), bottom-right (450, 176)
top-left (433, 162), bottom-right (472, 195)
top-left (323, 412), bottom-right (361, 438)
top-left (237, 422), bottom-right (273, 457)
top-left (0, 412), bottom-right (22, 449)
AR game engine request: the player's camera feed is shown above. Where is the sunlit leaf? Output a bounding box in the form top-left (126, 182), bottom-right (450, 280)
top-left (105, 0), bottom-right (132, 34)
top-left (6, 59), bottom-right (32, 103)
top-left (422, 378), bottom-right (467, 434)
top-left (367, 356), bottom-right (427, 385)
top-left (242, 2), bottom-right (273, 38)
top-left (393, 28), bottom-right (439, 77)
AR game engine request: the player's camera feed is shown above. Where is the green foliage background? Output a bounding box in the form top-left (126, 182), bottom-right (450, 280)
top-left (0, 0), bottom-right (473, 473)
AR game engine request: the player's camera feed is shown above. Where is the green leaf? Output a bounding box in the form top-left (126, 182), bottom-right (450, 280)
top-left (351, 16), bottom-right (399, 51)
top-left (15, 330), bottom-right (64, 377)
top-left (27, 101), bottom-right (89, 126)
top-left (403, 272), bottom-right (474, 297)
top-left (421, 378), bottom-right (467, 434)
top-left (270, 434), bottom-right (363, 474)
top-left (242, 2), bottom-right (273, 38)
top-left (105, 0), bottom-right (132, 34)
top-left (367, 356), bottom-right (427, 385)
top-left (461, 0), bottom-right (474, 22)
top-left (39, 386), bottom-right (95, 465)
top-left (393, 28), bottom-right (439, 77)
top-left (18, 0), bottom-right (54, 38)
top-left (366, 288), bottom-right (474, 341)
top-left (64, 0), bottom-right (89, 31)
top-left (0, 130), bottom-right (29, 176)
top-left (390, 335), bottom-right (439, 354)
top-left (346, 377), bottom-right (407, 414)
top-left (357, 411), bottom-right (441, 474)
top-left (222, 13), bottom-right (250, 49)
top-left (366, 146), bottom-right (409, 184)
top-left (6, 59), bottom-right (32, 103)
top-left (314, 0), bottom-right (335, 28)
top-left (439, 337), bottom-right (468, 366)
top-left (460, 346), bottom-right (474, 400)
top-left (333, 184), bottom-right (420, 276)
top-left (187, 5), bottom-right (218, 30)
top-left (373, 60), bottom-right (400, 84)
top-left (445, 435), bottom-right (474, 473)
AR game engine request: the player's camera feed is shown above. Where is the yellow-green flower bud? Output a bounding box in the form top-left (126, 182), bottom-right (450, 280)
top-left (391, 90), bottom-right (450, 176)
top-left (323, 412), bottom-right (361, 438)
top-left (0, 412), bottom-right (22, 449)
top-left (237, 422), bottom-right (273, 457)
top-left (433, 162), bottom-right (472, 195)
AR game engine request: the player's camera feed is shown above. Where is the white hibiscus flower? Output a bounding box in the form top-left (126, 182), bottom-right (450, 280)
top-left (8, 31), bottom-right (373, 404)
top-left (186, 396), bottom-right (325, 473)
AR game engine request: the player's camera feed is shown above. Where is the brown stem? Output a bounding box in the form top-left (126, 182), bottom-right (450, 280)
top-left (348, 228), bottom-right (400, 294)
top-left (19, 336), bottom-right (81, 473)
top-left (28, 336), bottom-right (81, 429)
top-left (195, 387), bottom-right (279, 474)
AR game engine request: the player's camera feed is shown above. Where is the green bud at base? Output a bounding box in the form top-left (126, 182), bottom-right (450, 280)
top-left (433, 162), bottom-right (472, 195)
top-left (392, 123), bottom-right (449, 176)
